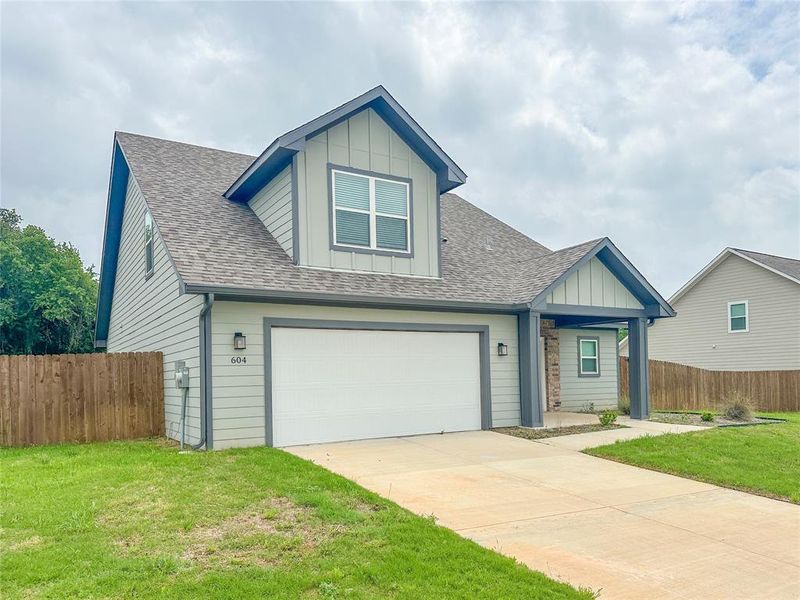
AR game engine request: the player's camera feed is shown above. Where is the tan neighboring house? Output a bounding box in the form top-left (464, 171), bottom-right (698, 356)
top-left (620, 248), bottom-right (800, 371)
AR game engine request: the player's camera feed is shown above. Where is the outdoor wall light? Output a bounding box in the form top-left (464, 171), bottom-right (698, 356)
top-left (233, 332), bottom-right (247, 350)
top-left (497, 342), bottom-right (508, 356)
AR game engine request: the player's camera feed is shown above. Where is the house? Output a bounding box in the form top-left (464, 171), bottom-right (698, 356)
top-left (94, 86), bottom-right (674, 449)
top-left (621, 248), bottom-right (800, 371)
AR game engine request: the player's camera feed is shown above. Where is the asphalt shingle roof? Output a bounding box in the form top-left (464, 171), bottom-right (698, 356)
top-left (734, 249), bottom-right (800, 282)
top-left (116, 132), bottom-right (602, 306)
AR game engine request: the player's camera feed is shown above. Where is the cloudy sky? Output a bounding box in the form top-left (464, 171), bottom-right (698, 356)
top-left (2, 1), bottom-right (798, 296)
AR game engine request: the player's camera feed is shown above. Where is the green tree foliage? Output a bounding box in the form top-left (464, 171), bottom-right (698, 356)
top-left (0, 208), bottom-right (99, 354)
top-left (618, 328), bottom-right (628, 342)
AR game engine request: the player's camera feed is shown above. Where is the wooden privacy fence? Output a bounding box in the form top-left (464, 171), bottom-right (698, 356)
top-left (0, 352), bottom-right (164, 447)
top-left (620, 357), bottom-right (800, 412)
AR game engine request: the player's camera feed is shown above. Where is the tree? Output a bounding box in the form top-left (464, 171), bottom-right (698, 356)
top-left (0, 208), bottom-right (99, 354)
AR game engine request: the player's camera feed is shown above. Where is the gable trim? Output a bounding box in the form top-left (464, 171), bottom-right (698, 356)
top-left (224, 86), bottom-right (467, 203)
top-left (94, 135), bottom-right (187, 346)
top-left (94, 140), bottom-right (129, 347)
top-left (531, 238), bottom-right (675, 317)
top-left (671, 248), bottom-right (800, 306)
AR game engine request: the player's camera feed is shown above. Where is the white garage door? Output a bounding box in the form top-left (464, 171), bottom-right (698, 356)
top-left (270, 327), bottom-right (483, 447)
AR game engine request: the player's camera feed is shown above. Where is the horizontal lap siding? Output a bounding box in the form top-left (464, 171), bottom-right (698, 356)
top-left (248, 164), bottom-right (294, 259)
top-left (107, 175), bottom-right (203, 443)
top-left (642, 255), bottom-right (800, 370)
top-left (210, 301), bottom-right (520, 449)
top-left (559, 328), bottom-right (619, 411)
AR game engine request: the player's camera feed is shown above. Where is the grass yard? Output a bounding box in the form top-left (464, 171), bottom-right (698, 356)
top-left (585, 412), bottom-right (800, 503)
top-left (0, 440), bottom-right (592, 600)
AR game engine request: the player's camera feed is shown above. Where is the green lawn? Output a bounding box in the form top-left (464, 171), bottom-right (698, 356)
top-left (0, 440), bottom-right (591, 600)
top-left (585, 412), bottom-right (800, 503)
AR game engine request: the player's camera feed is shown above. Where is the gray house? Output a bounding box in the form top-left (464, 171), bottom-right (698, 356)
top-left (95, 87), bottom-right (674, 449)
top-left (621, 247), bottom-right (800, 371)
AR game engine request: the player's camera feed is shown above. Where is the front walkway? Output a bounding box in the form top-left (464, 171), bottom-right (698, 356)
top-left (538, 411), bottom-right (706, 451)
top-left (288, 428), bottom-right (800, 599)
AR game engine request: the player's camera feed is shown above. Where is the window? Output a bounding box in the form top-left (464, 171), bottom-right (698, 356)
top-left (578, 337), bottom-right (599, 376)
top-left (331, 167), bottom-right (410, 254)
top-left (728, 301), bottom-right (748, 333)
top-left (144, 209), bottom-right (154, 278)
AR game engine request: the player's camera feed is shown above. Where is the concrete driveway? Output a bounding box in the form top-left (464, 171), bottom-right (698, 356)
top-left (289, 430), bottom-right (800, 599)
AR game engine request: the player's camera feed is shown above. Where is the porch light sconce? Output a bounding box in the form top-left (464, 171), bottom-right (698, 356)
top-left (497, 342), bottom-right (508, 357)
top-left (233, 332), bottom-right (247, 350)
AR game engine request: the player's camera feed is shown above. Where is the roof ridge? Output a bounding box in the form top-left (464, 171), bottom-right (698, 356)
top-left (116, 131), bottom-right (256, 160)
top-left (550, 237), bottom-right (606, 255)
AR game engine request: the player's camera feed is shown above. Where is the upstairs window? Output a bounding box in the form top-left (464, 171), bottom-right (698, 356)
top-left (144, 209), bottom-right (154, 278)
top-left (578, 337), bottom-right (600, 376)
top-left (331, 167), bottom-right (410, 254)
top-left (728, 301), bottom-right (748, 333)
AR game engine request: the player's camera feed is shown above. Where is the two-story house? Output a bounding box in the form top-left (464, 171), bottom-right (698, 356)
top-left (620, 247), bottom-right (800, 371)
top-left (95, 86), bottom-right (674, 449)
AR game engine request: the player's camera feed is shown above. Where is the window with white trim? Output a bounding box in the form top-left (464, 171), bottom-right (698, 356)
top-left (144, 209), bottom-right (154, 278)
top-left (578, 337), bottom-right (599, 376)
top-left (728, 301), bottom-right (748, 333)
top-left (331, 168), bottom-right (410, 253)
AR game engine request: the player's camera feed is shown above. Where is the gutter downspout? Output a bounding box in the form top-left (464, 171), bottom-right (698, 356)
top-left (192, 293), bottom-right (214, 450)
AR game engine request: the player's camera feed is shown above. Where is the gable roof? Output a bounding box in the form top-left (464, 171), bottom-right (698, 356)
top-left (224, 86), bottom-right (467, 202)
top-left (95, 130), bottom-right (672, 344)
top-left (731, 249), bottom-right (800, 283)
top-left (670, 247), bottom-right (800, 305)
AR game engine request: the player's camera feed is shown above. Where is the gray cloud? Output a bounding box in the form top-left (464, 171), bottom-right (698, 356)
top-left (2, 1), bottom-right (798, 295)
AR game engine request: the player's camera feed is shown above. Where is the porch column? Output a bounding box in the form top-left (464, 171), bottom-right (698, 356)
top-left (627, 317), bottom-right (650, 420)
top-left (518, 310), bottom-right (543, 427)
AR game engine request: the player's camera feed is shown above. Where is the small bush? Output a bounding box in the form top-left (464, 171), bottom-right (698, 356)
top-left (618, 395), bottom-right (631, 416)
top-left (579, 402), bottom-right (595, 414)
top-left (598, 410), bottom-right (618, 426)
top-left (721, 394), bottom-right (754, 421)
top-left (700, 411), bottom-right (714, 422)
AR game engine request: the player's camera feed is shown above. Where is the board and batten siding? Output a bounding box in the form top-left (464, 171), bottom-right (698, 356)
top-left (558, 328), bottom-right (619, 411)
top-left (626, 254), bottom-right (800, 370)
top-left (546, 257), bottom-right (643, 309)
top-left (248, 164), bottom-right (293, 259)
top-left (295, 107), bottom-right (440, 277)
top-left (106, 175), bottom-right (204, 444)
top-left (209, 301), bottom-right (520, 449)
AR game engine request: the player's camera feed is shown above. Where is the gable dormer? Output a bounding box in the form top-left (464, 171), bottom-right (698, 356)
top-left (226, 86), bottom-right (466, 278)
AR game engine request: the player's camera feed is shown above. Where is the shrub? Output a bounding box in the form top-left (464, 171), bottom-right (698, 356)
top-left (721, 394), bottom-right (754, 421)
top-left (579, 402), bottom-right (595, 414)
top-left (618, 395), bottom-right (631, 416)
top-left (700, 411), bottom-right (714, 422)
top-left (598, 410), bottom-right (618, 426)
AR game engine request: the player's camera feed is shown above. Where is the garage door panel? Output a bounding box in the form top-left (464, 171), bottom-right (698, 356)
top-left (271, 327), bottom-right (482, 447)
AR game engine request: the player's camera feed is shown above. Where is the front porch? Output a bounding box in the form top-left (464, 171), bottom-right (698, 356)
top-left (518, 309), bottom-right (654, 428)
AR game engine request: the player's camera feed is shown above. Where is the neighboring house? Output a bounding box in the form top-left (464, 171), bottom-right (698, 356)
top-left (95, 86), bottom-right (674, 449)
top-left (620, 248), bottom-right (800, 371)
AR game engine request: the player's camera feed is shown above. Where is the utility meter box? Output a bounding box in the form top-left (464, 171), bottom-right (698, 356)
top-left (174, 361), bottom-right (190, 389)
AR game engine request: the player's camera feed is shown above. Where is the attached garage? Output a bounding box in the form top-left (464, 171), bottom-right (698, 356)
top-left (265, 319), bottom-right (491, 447)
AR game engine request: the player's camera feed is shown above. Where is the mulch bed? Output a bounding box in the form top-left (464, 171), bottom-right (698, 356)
top-left (494, 423), bottom-right (625, 441)
top-left (650, 412), bottom-right (785, 428)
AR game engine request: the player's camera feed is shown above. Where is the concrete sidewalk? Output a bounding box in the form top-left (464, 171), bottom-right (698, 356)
top-left (289, 430), bottom-right (800, 599)
top-left (536, 412), bottom-right (706, 451)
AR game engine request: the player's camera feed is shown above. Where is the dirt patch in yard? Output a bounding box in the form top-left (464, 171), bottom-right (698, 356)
top-left (180, 497), bottom-right (346, 568)
top-left (494, 424), bottom-right (625, 441)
